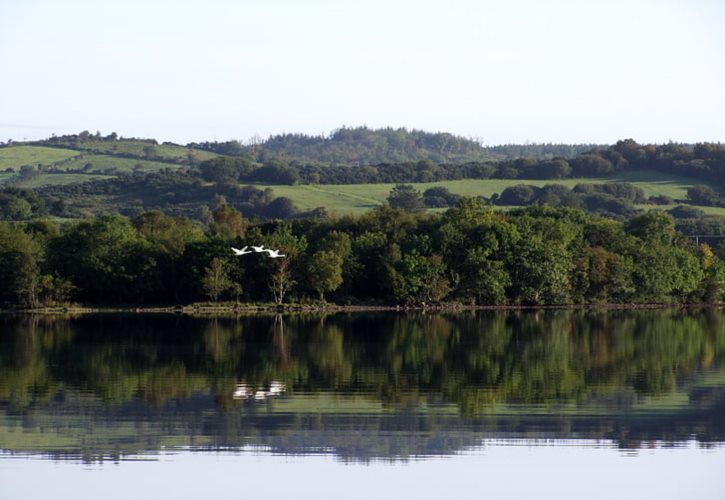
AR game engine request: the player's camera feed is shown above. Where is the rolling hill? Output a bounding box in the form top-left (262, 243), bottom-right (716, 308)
top-left (259, 170), bottom-right (725, 215)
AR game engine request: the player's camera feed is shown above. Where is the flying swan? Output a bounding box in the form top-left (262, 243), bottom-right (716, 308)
top-left (263, 249), bottom-right (286, 258)
top-left (232, 245), bottom-right (286, 258)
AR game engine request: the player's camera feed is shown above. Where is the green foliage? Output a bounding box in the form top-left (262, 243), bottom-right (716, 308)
top-left (0, 187), bottom-right (46, 220)
top-left (257, 126), bottom-right (596, 165)
top-left (209, 205), bottom-right (248, 240)
top-left (0, 193), bottom-right (722, 307)
top-left (390, 252), bottom-right (451, 304)
top-left (201, 257), bottom-right (240, 302)
top-left (47, 214), bottom-right (156, 303)
top-left (387, 184), bottom-right (424, 212)
top-left (0, 224), bottom-right (42, 307)
top-left (688, 184), bottom-right (724, 207)
top-left (306, 250), bottom-right (344, 301)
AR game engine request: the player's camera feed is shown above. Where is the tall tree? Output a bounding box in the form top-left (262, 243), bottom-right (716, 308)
top-left (201, 257), bottom-right (240, 302)
top-left (306, 250), bottom-right (344, 301)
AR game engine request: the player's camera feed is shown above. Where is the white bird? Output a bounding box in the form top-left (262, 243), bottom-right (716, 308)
top-left (232, 246), bottom-right (253, 256)
top-left (251, 245), bottom-right (266, 252)
top-left (232, 383), bottom-right (250, 399)
top-left (264, 249), bottom-right (286, 258)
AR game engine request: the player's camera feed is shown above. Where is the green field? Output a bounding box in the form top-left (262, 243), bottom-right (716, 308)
top-left (0, 145), bottom-right (80, 170)
top-left (56, 154), bottom-right (182, 173)
top-left (260, 170), bottom-right (718, 214)
top-left (10, 173), bottom-right (113, 188)
top-left (71, 140), bottom-right (219, 163)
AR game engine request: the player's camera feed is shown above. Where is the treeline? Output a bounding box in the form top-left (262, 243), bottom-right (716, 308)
top-left (18, 130), bottom-right (725, 188)
top-left (256, 126), bottom-right (597, 164)
top-left (493, 183), bottom-right (646, 220)
top-left (193, 139), bottom-right (725, 188)
top-left (1, 200), bottom-right (723, 308)
top-left (386, 183), bottom-right (725, 229)
top-left (494, 183), bottom-right (725, 220)
top-left (1, 171), bottom-right (298, 220)
top-left (20, 127), bottom-right (598, 167)
top-left (258, 126), bottom-right (495, 164)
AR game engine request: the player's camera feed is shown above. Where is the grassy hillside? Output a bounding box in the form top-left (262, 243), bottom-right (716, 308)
top-left (0, 145), bottom-right (80, 170)
top-left (261, 170), bottom-right (720, 214)
top-left (58, 139), bottom-right (219, 163)
top-left (9, 173), bottom-right (113, 188)
top-left (56, 154), bottom-right (182, 173)
top-left (0, 143), bottom-right (196, 188)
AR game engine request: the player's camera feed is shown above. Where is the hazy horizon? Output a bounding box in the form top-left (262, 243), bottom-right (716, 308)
top-left (2, 0), bottom-right (724, 145)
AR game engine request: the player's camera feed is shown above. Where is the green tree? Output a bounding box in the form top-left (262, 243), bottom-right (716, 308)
top-left (48, 214), bottom-right (156, 303)
top-left (306, 250), bottom-right (344, 301)
top-left (0, 196), bottom-right (32, 220)
top-left (209, 205), bottom-right (248, 240)
top-left (0, 223), bottom-right (42, 307)
top-left (387, 184), bottom-right (424, 212)
top-left (390, 252), bottom-right (451, 305)
top-left (201, 257), bottom-right (240, 302)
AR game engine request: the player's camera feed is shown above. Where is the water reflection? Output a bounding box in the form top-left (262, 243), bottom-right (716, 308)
top-left (0, 310), bottom-right (724, 462)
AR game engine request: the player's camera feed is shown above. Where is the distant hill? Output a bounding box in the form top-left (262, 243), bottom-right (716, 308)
top-left (0, 132), bottom-right (226, 188)
top-left (252, 126), bottom-right (601, 165)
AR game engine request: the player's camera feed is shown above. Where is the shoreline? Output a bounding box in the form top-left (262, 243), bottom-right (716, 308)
top-left (1, 302), bottom-right (723, 315)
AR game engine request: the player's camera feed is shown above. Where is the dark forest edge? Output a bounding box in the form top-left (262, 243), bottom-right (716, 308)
top-left (1, 199), bottom-right (724, 309)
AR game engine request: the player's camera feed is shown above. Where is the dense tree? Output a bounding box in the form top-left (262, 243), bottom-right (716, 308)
top-left (0, 224), bottom-right (42, 307)
top-left (423, 186), bottom-right (460, 208)
top-left (201, 257), bottom-right (240, 302)
top-left (390, 252), bottom-right (451, 305)
top-left (0, 196), bottom-right (722, 308)
top-left (47, 214), bottom-right (156, 303)
top-left (306, 250), bottom-right (344, 301)
top-left (387, 184), bottom-right (424, 212)
top-left (209, 205), bottom-right (248, 239)
top-left (687, 185), bottom-right (723, 207)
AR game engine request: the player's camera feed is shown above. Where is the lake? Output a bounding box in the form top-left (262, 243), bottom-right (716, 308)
top-left (1, 310), bottom-right (724, 499)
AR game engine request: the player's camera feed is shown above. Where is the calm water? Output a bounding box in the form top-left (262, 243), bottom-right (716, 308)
top-left (1, 310), bottom-right (724, 499)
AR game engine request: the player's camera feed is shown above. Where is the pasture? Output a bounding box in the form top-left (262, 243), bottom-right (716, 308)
top-left (0, 146), bottom-right (80, 170)
top-left (56, 155), bottom-right (182, 173)
top-left (69, 140), bottom-right (219, 163)
top-left (260, 170), bottom-right (720, 214)
top-left (10, 173), bottom-right (114, 188)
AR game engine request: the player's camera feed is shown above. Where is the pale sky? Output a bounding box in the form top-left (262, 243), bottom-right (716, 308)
top-left (1, 0), bottom-right (724, 145)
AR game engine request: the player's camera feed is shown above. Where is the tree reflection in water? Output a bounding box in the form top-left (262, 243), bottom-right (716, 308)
top-left (0, 310), bottom-right (724, 462)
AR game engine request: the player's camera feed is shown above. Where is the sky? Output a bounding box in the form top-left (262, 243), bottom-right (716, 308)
top-left (1, 0), bottom-right (724, 145)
